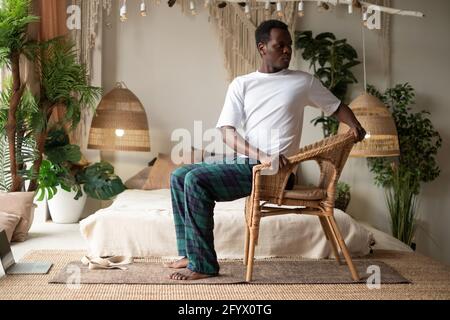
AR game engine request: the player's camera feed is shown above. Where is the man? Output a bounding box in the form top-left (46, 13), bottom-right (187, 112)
top-left (167, 20), bottom-right (366, 281)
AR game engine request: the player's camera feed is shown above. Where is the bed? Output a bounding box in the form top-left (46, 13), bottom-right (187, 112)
top-left (79, 189), bottom-right (412, 259)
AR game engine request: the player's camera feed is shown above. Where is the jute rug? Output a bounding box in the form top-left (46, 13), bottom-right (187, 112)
top-left (49, 259), bottom-right (409, 285)
top-left (1, 250), bottom-right (449, 300)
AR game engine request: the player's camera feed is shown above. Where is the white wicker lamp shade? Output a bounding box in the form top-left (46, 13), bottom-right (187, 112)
top-left (88, 83), bottom-right (151, 152)
top-left (338, 93), bottom-right (399, 157)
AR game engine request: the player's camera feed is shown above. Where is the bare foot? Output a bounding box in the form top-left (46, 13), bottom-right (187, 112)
top-left (169, 270), bottom-right (215, 281)
top-left (164, 257), bottom-right (189, 269)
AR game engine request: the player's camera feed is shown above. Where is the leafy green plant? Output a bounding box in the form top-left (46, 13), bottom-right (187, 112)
top-left (0, 0), bottom-right (101, 192)
top-left (295, 31), bottom-right (360, 137)
top-left (26, 38), bottom-right (102, 191)
top-left (0, 77), bottom-right (40, 191)
top-left (386, 166), bottom-right (418, 246)
top-left (335, 181), bottom-right (351, 212)
top-left (367, 83), bottom-right (442, 246)
top-left (0, 0), bottom-right (39, 191)
top-left (35, 128), bottom-right (125, 201)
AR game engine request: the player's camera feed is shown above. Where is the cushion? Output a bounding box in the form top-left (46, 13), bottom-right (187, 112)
top-left (131, 149), bottom-right (202, 191)
top-left (125, 167), bottom-right (152, 189)
top-left (0, 191), bottom-right (36, 242)
top-left (0, 211), bottom-right (21, 242)
top-left (143, 153), bottom-right (181, 190)
top-left (283, 185), bottom-right (327, 200)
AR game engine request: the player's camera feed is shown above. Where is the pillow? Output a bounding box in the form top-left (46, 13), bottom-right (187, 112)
top-left (128, 148), bottom-right (203, 191)
top-left (0, 192), bottom-right (36, 242)
top-left (143, 153), bottom-right (180, 190)
top-left (0, 211), bottom-right (21, 242)
top-left (125, 167), bottom-right (152, 189)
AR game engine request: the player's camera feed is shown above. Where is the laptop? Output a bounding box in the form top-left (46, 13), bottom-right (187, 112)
top-left (0, 230), bottom-right (52, 275)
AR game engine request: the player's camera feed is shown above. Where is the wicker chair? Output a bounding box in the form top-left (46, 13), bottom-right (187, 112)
top-left (243, 130), bottom-right (360, 282)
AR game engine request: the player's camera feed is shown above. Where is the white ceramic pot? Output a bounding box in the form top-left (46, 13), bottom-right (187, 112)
top-left (47, 186), bottom-right (87, 224)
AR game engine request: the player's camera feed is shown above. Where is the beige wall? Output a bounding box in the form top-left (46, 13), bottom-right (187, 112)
top-left (93, 1), bottom-right (449, 264)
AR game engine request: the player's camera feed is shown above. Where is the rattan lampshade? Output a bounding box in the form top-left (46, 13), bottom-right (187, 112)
top-left (338, 93), bottom-right (399, 157)
top-left (88, 83), bottom-right (151, 152)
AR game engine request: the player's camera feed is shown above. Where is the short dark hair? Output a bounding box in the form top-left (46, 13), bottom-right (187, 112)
top-left (255, 20), bottom-right (289, 46)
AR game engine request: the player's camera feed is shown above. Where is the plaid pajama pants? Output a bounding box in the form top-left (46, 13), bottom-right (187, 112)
top-left (170, 157), bottom-right (259, 275)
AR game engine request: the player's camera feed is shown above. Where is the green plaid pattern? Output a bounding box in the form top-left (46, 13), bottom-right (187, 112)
top-left (170, 157), bottom-right (258, 275)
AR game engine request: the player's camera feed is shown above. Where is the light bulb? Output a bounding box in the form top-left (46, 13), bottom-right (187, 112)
top-left (348, 4), bottom-right (353, 14)
top-left (190, 1), bottom-right (196, 15)
top-left (365, 132), bottom-right (371, 139)
top-left (264, 1), bottom-right (270, 18)
top-left (276, 2), bottom-right (283, 17)
top-left (245, 4), bottom-right (251, 19)
top-left (120, 0), bottom-right (127, 21)
top-left (297, 1), bottom-right (304, 17)
top-left (115, 129), bottom-right (125, 137)
top-left (363, 11), bottom-right (368, 27)
top-left (140, 1), bottom-right (147, 16)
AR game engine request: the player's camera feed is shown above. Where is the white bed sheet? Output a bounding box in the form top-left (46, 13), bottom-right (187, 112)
top-left (80, 189), bottom-right (412, 258)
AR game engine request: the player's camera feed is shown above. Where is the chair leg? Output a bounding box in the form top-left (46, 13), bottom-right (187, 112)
top-left (326, 216), bottom-right (360, 281)
top-left (245, 228), bottom-right (257, 282)
top-left (244, 224), bottom-right (250, 265)
top-left (319, 216), bottom-right (342, 265)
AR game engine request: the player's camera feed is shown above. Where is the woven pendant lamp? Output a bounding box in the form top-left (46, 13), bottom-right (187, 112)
top-left (338, 93), bottom-right (399, 157)
top-left (88, 82), bottom-right (151, 152)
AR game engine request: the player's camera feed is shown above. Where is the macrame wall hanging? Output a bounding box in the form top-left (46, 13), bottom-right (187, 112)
top-left (178, 0), bottom-right (297, 80)
top-left (68, 0), bottom-right (112, 80)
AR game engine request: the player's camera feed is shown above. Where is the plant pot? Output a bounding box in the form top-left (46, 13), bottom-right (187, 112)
top-left (47, 186), bottom-right (87, 224)
top-left (335, 193), bottom-right (351, 212)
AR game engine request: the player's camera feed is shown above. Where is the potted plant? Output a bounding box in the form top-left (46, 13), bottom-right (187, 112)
top-left (295, 31), bottom-right (360, 211)
top-left (335, 181), bottom-right (351, 212)
top-left (295, 31), bottom-right (360, 137)
top-left (367, 83), bottom-right (442, 248)
top-left (35, 128), bottom-right (126, 223)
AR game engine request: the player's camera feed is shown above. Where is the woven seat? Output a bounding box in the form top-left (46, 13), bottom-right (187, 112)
top-left (243, 130), bottom-right (360, 282)
top-left (284, 185), bottom-right (327, 200)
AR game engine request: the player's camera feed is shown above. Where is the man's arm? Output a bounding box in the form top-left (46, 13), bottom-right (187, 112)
top-left (332, 102), bottom-right (366, 142)
top-left (219, 126), bottom-right (289, 167)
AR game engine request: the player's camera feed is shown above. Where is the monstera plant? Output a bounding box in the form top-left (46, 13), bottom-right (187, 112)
top-left (36, 128), bottom-right (126, 202)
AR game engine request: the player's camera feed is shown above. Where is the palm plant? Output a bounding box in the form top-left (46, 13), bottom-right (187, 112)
top-left (0, 0), bottom-right (39, 191)
top-left (26, 38), bottom-right (102, 191)
top-left (0, 79), bottom-right (40, 191)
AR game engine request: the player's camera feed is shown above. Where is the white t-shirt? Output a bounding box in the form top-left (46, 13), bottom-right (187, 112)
top-left (216, 69), bottom-right (341, 157)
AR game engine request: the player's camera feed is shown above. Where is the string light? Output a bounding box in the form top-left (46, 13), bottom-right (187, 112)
top-left (119, 0), bottom-right (127, 22)
top-left (190, 0), bottom-right (197, 15)
top-left (264, 1), bottom-right (271, 18)
top-left (245, 3), bottom-right (251, 19)
top-left (276, 2), bottom-right (283, 18)
top-left (140, 0), bottom-right (147, 17)
top-left (297, 1), bottom-right (304, 17)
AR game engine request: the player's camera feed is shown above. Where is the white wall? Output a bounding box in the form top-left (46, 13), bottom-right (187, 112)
top-left (95, 1), bottom-right (449, 264)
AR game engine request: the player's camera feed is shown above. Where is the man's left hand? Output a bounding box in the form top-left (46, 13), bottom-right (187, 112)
top-left (351, 125), bottom-right (367, 142)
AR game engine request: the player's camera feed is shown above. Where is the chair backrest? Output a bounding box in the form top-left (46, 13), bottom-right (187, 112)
top-left (316, 132), bottom-right (355, 192)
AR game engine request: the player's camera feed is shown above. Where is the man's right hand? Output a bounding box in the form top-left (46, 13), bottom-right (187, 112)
top-left (260, 153), bottom-right (290, 170)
